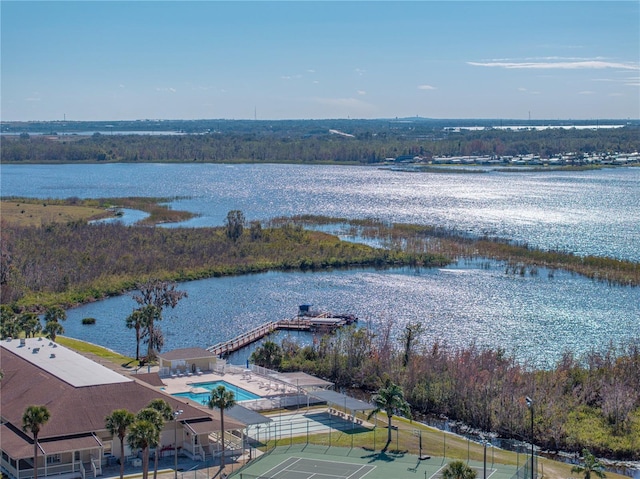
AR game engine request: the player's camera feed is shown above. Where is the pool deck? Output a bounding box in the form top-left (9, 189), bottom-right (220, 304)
top-left (150, 368), bottom-right (299, 400)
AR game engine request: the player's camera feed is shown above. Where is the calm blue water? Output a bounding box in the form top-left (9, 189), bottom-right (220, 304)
top-left (171, 380), bottom-right (260, 403)
top-left (2, 164), bottom-right (639, 368)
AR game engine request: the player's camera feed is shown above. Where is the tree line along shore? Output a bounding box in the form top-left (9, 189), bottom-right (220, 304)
top-left (0, 199), bottom-right (639, 461)
top-left (2, 122), bottom-right (639, 164)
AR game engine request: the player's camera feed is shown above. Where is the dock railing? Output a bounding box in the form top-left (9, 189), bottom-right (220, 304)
top-left (207, 321), bottom-right (279, 356)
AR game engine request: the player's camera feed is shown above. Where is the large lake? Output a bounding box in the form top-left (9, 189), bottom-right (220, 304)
top-left (1, 164), bottom-right (639, 367)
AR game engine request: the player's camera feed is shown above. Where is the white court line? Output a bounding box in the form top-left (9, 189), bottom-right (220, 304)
top-left (288, 457), bottom-right (372, 479)
top-left (260, 456), bottom-right (303, 478)
top-left (346, 464), bottom-right (376, 478)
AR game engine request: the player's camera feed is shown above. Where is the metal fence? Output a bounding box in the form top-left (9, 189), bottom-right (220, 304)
top-left (511, 455), bottom-right (538, 479)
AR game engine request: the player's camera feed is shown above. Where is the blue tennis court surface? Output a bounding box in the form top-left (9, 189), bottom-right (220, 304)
top-left (259, 456), bottom-right (375, 479)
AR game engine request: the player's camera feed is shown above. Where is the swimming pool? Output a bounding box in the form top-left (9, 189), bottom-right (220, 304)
top-left (172, 380), bottom-right (260, 404)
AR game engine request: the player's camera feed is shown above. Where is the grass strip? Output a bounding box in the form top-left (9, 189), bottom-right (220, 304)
top-left (56, 336), bottom-right (138, 369)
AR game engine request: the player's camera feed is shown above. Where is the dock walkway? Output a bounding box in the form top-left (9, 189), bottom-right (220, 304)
top-left (207, 314), bottom-right (357, 357)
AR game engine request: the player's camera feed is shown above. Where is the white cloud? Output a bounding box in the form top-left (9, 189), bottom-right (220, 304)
top-left (578, 91), bottom-right (595, 95)
top-left (418, 84), bottom-right (436, 90)
top-left (156, 87), bottom-right (176, 93)
top-left (306, 69), bottom-right (316, 73)
top-left (468, 60), bottom-right (639, 70)
top-left (518, 87), bottom-right (540, 95)
top-left (357, 90), bottom-right (366, 95)
top-left (354, 68), bottom-right (366, 76)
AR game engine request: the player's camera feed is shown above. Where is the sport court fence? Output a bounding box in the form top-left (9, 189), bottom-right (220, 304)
top-left (231, 441), bottom-right (539, 479)
top-left (510, 455), bottom-right (538, 479)
top-left (229, 443), bottom-right (427, 479)
top-left (246, 411), bottom-right (538, 470)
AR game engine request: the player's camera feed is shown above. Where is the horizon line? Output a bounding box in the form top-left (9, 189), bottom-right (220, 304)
top-left (2, 117), bottom-right (639, 123)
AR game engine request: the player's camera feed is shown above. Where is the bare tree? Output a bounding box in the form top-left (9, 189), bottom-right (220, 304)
top-left (132, 280), bottom-right (186, 361)
top-left (224, 210), bottom-right (245, 242)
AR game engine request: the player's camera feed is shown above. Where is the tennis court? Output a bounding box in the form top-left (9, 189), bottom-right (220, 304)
top-left (256, 456), bottom-right (375, 479)
top-left (231, 444), bottom-right (520, 479)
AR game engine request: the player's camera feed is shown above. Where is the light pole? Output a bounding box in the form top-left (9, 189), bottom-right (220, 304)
top-left (526, 397), bottom-right (534, 479)
top-left (481, 438), bottom-right (492, 479)
top-left (174, 409), bottom-right (183, 479)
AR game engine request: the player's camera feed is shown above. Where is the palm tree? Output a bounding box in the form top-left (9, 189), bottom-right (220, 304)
top-left (19, 312), bottom-right (42, 338)
top-left (207, 385), bottom-right (236, 471)
top-left (127, 419), bottom-right (159, 479)
top-left (44, 320), bottom-right (64, 341)
top-left (43, 306), bottom-right (67, 341)
top-left (44, 306), bottom-right (67, 324)
top-left (146, 399), bottom-right (174, 479)
top-left (126, 305), bottom-right (162, 363)
top-left (366, 380), bottom-right (411, 450)
top-left (132, 279), bottom-right (187, 362)
top-left (571, 449), bottom-right (607, 479)
top-left (250, 340), bottom-right (283, 369)
top-left (105, 409), bottom-right (135, 479)
top-left (22, 405), bottom-right (51, 479)
top-left (442, 461), bottom-right (478, 479)
top-left (125, 309), bottom-right (147, 362)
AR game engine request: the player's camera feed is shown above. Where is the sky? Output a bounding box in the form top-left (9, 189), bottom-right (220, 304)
top-left (1, 1), bottom-right (639, 121)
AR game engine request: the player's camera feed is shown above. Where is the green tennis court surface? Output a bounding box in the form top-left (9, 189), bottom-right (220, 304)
top-left (257, 456), bottom-right (375, 479)
top-left (231, 444), bottom-right (519, 479)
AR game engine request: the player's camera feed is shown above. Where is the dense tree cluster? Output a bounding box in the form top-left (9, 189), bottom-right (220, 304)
top-left (2, 122), bottom-right (638, 164)
top-left (261, 324), bottom-right (640, 459)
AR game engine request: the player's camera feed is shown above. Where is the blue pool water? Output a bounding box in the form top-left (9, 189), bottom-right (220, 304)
top-left (172, 380), bottom-right (260, 404)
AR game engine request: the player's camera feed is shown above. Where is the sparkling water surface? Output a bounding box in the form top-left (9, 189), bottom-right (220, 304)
top-left (2, 163), bottom-right (638, 260)
top-left (2, 164), bottom-right (638, 367)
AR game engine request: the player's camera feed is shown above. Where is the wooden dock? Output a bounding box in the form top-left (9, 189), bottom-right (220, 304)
top-left (207, 313), bottom-right (357, 357)
top-left (207, 321), bottom-right (279, 357)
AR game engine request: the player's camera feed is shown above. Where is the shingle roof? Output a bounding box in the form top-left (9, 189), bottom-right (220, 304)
top-left (134, 372), bottom-right (167, 387)
top-left (0, 423), bottom-right (37, 459)
top-left (0, 341), bottom-right (245, 449)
